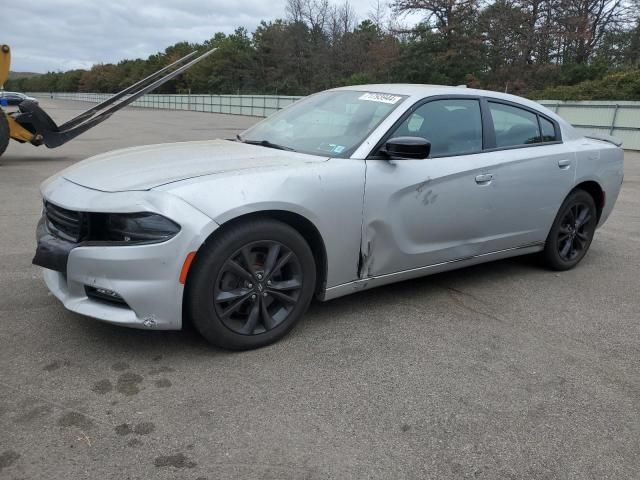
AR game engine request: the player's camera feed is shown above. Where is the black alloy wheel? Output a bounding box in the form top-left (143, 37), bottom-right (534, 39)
top-left (542, 189), bottom-right (597, 270)
top-left (187, 219), bottom-right (316, 350)
top-left (214, 240), bottom-right (303, 335)
top-left (556, 203), bottom-right (593, 262)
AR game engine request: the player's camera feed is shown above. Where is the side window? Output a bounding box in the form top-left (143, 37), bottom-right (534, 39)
top-left (390, 99), bottom-right (483, 157)
top-left (540, 116), bottom-right (557, 142)
top-left (489, 102), bottom-right (541, 147)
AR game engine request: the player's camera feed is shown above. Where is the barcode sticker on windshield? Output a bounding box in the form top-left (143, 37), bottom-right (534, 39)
top-left (359, 93), bottom-right (402, 104)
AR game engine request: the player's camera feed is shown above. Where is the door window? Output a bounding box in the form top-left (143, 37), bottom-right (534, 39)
top-left (389, 99), bottom-right (483, 157)
top-left (489, 102), bottom-right (542, 147)
top-left (539, 116), bottom-right (557, 142)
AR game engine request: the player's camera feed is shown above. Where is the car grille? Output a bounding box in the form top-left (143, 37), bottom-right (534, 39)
top-left (44, 201), bottom-right (87, 242)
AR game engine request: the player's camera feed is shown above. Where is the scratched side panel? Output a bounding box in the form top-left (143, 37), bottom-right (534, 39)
top-left (161, 158), bottom-right (366, 289)
top-left (361, 154), bottom-right (501, 278)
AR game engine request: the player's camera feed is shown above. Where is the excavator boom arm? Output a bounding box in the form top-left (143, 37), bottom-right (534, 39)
top-left (0, 44), bottom-right (10, 88)
top-left (2, 46), bottom-right (216, 150)
top-left (1, 44), bottom-right (38, 149)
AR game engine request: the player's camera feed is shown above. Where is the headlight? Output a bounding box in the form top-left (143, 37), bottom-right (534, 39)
top-left (42, 203), bottom-right (181, 245)
top-left (104, 213), bottom-right (180, 243)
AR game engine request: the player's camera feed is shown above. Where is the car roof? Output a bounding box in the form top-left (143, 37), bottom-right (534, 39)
top-left (334, 83), bottom-right (536, 107)
top-left (331, 83), bottom-right (578, 138)
top-left (334, 83), bottom-right (474, 96)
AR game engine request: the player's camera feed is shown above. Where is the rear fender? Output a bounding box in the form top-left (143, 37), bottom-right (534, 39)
top-left (574, 141), bottom-right (624, 227)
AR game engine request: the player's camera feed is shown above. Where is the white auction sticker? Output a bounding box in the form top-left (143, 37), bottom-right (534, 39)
top-left (358, 92), bottom-right (403, 104)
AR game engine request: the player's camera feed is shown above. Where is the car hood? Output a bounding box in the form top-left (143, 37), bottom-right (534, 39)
top-left (61, 139), bottom-right (328, 192)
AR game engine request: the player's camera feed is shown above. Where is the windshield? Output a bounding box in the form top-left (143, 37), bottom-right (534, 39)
top-left (239, 90), bottom-right (407, 158)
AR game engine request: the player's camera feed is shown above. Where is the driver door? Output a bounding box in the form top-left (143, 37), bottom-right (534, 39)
top-left (361, 97), bottom-right (500, 277)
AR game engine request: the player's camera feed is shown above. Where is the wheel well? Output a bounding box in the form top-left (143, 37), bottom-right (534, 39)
top-left (573, 181), bottom-right (604, 222)
top-left (199, 210), bottom-right (328, 296)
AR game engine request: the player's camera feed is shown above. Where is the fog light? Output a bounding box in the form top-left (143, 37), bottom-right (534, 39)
top-left (97, 288), bottom-right (121, 299)
top-left (85, 286), bottom-right (127, 306)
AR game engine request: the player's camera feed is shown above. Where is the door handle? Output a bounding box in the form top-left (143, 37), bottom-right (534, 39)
top-left (558, 159), bottom-right (571, 169)
top-left (475, 173), bottom-right (493, 184)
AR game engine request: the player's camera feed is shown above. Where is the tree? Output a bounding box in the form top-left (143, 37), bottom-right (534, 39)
top-left (555, 0), bottom-right (628, 64)
top-left (392, 0), bottom-right (484, 85)
top-left (7, 0), bottom-right (640, 100)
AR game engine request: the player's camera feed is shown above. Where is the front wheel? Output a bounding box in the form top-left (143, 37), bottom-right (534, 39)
top-left (542, 189), bottom-right (598, 271)
top-left (187, 219), bottom-right (316, 350)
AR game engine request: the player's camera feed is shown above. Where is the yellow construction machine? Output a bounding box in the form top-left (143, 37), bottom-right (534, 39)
top-left (0, 44), bottom-right (214, 159)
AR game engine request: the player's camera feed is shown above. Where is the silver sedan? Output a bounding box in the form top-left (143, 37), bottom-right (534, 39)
top-left (34, 85), bottom-right (624, 349)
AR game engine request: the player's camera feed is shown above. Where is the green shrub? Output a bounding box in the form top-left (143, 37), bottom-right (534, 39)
top-left (529, 70), bottom-right (640, 100)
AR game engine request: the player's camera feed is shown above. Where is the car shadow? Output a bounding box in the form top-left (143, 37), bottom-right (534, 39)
top-left (0, 153), bottom-right (75, 164)
top-left (63, 253), bottom-right (543, 356)
top-left (305, 253), bottom-right (543, 322)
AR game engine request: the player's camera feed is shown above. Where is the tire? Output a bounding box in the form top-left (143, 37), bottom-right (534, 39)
top-left (542, 189), bottom-right (598, 271)
top-left (0, 108), bottom-right (9, 159)
top-left (187, 218), bottom-right (316, 350)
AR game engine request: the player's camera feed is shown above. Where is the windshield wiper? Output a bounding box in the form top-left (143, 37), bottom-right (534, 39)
top-left (236, 135), bottom-right (295, 151)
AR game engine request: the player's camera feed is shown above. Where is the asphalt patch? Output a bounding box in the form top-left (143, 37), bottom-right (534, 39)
top-left (116, 372), bottom-right (143, 396)
top-left (57, 411), bottom-right (94, 429)
top-left (154, 453), bottom-right (197, 469)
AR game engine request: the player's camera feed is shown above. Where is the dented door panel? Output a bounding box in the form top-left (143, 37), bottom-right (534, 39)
top-left (361, 153), bottom-right (501, 278)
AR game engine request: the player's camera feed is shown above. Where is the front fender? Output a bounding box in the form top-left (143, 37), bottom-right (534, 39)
top-left (157, 159), bottom-right (367, 289)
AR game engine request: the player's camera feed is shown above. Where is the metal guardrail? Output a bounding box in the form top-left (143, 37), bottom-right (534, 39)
top-left (32, 92), bottom-right (302, 118)
top-left (538, 100), bottom-right (640, 150)
top-left (29, 93), bottom-right (639, 149)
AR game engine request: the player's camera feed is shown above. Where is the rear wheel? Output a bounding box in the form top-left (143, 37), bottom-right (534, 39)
top-left (542, 189), bottom-right (598, 271)
top-left (0, 108), bottom-right (9, 158)
top-left (187, 219), bottom-right (316, 350)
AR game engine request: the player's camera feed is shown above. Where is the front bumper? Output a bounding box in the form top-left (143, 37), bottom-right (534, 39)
top-left (33, 217), bottom-right (75, 272)
top-left (34, 177), bottom-right (218, 330)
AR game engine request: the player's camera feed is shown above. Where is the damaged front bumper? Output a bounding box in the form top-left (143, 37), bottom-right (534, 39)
top-left (33, 217), bottom-right (75, 273)
top-left (33, 177), bottom-right (218, 330)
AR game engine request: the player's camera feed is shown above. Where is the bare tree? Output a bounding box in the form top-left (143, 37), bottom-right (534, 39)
top-left (328, 0), bottom-right (358, 39)
top-left (392, 0), bottom-right (481, 40)
top-left (287, 0), bottom-right (331, 31)
top-left (369, 0), bottom-right (389, 28)
top-left (555, 0), bottom-right (628, 63)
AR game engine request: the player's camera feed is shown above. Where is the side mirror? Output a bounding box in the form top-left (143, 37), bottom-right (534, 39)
top-left (382, 136), bottom-right (431, 159)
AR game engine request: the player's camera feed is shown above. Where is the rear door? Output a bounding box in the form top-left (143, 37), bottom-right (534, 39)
top-left (478, 100), bottom-right (576, 250)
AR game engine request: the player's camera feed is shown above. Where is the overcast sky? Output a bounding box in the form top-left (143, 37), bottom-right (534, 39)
top-left (4, 0), bottom-right (412, 73)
